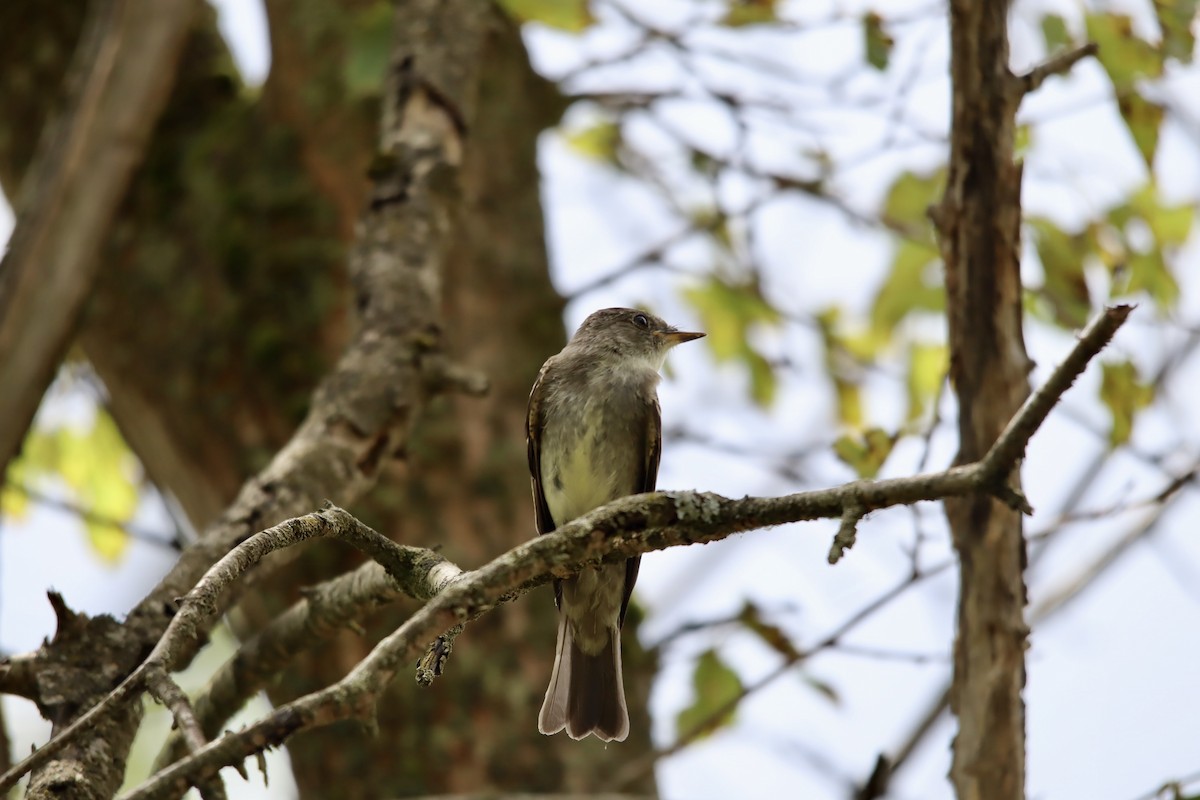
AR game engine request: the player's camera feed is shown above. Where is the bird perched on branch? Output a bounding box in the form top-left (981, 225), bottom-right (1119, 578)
top-left (527, 307), bottom-right (703, 742)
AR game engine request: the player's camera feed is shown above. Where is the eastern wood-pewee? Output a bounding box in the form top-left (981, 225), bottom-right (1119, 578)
top-left (527, 307), bottom-right (704, 742)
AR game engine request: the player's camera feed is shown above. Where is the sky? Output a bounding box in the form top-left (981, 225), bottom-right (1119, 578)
top-left (3, 1), bottom-right (1200, 799)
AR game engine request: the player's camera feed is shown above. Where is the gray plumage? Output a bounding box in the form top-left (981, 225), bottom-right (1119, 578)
top-left (527, 308), bottom-right (703, 742)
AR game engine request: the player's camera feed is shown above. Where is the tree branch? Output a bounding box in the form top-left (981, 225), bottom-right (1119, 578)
top-left (1017, 42), bottom-right (1099, 95)
top-left (0, 0), bottom-right (194, 483)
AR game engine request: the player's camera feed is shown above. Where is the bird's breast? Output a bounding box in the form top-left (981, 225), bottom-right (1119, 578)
top-left (540, 387), bottom-right (645, 526)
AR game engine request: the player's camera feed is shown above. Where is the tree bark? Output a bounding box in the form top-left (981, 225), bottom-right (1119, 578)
top-left (937, 2), bottom-right (1033, 798)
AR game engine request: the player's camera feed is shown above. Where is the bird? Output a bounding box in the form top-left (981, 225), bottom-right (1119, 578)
top-left (527, 307), bottom-right (704, 741)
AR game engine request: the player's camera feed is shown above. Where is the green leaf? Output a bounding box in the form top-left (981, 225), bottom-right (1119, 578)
top-left (863, 12), bottom-right (893, 70)
top-left (870, 240), bottom-right (944, 336)
top-left (676, 650), bottom-right (743, 739)
top-left (721, 0), bottom-right (778, 27)
top-left (1129, 183), bottom-right (1194, 246)
top-left (882, 169), bottom-right (945, 230)
top-left (1041, 14), bottom-right (1071, 52)
top-left (1103, 185), bottom-right (1185, 309)
top-left (342, 4), bottom-right (393, 98)
top-left (564, 120), bottom-right (621, 164)
top-left (1099, 361), bottom-right (1153, 446)
top-left (1124, 248), bottom-right (1179, 307)
top-left (1155, 0), bottom-right (1198, 63)
top-left (833, 427), bottom-right (896, 479)
top-left (496, 0), bottom-right (595, 32)
top-left (683, 276), bottom-right (781, 407)
top-left (1029, 217), bottom-right (1093, 328)
top-left (1085, 13), bottom-right (1164, 90)
top-left (816, 308), bottom-right (865, 427)
top-left (905, 342), bottom-right (947, 424)
top-left (1118, 90), bottom-right (1164, 169)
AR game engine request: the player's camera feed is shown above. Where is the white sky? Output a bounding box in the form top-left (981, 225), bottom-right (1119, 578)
top-left (4, 1), bottom-right (1200, 799)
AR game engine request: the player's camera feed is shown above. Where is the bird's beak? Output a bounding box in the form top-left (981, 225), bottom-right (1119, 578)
top-left (661, 329), bottom-right (705, 346)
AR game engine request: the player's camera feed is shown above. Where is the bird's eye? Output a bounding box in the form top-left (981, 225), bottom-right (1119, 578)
top-left (632, 313), bottom-right (650, 329)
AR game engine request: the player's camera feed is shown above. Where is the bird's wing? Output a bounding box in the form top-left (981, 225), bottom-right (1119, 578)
top-left (527, 360), bottom-right (557, 536)
top-left (527, 360), bottom-right (562, 609)
top-left (619, 391), bottom-right (660, 626)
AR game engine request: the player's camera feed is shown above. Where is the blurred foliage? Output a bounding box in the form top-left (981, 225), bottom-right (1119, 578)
top-left (676, 649), bottom-right (742, 739)
top-left (564, 119), bottom-right (622, 165)
top-left (722, 0), bottom-right (779, 28)
top-left (497, 0), bottom-right (595, 31)
top-left (2, 407), bottom-right (138, 561)
top-left (530, 1), bottom-right (1200, 455)
top-left (863, 12), bottom-right (893, 71)
top-left (833, 427), bottom-right (897, 480)
top-left (343, 3), bottom-right (393, 98)
top-left (1100, 360), bottom-right (1154, 446)
top-left (684, 275), bottom-right (781, 407)
top-left (906, 342), bottom-right (947, 425)
top-left (816, 308), bottom-right (866, 428)
top-left (1030, 182), bottom-right (1190, 326)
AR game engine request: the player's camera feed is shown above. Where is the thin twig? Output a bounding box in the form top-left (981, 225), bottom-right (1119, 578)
top-left (1018, 42), bottom-right (1099, 95)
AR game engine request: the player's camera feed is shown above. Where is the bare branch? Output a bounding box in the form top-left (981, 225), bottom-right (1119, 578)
top-left (976, 304), bottom-right (1134, 486)
top-left (1017, 42), bottom-right (1099, 95)
top-left (152, 560), bottom-right (407, 773)
top-left (143, 666), bottom-right (227, 800)
top-left (828, 501), bottom-right (866, 564)
top-left (144, 667), bottom-right (208, 757)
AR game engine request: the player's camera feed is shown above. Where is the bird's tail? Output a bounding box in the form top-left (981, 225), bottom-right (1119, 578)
top-left (538, 615), bottom-right (629, 742)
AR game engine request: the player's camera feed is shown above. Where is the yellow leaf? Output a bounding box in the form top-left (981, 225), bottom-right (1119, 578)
top-left (722, 0), bottom-right (778, 27)
top-left (497, 0), bottom-right (595, 32)
top-left (906, 342), bottom-right (947, 423)
top-left (833, 427), bottom-right (896, 479)
top-left (1085, 13), bottom-right (1164, 89)
top-left (5, 409), bottom-right (139, 562)
top-left (1117, 91), bottom-right (1163, 169)
top-left (1099, 360), bottom-right (1153, 446)
top-left (564, 121), bottom-right (620, 164)
top-left (870, 240), bottom-right (944, 337)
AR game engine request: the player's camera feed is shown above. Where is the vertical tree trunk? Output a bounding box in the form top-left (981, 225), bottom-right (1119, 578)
top-left (937, 2), bottom-right (1032, 798)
